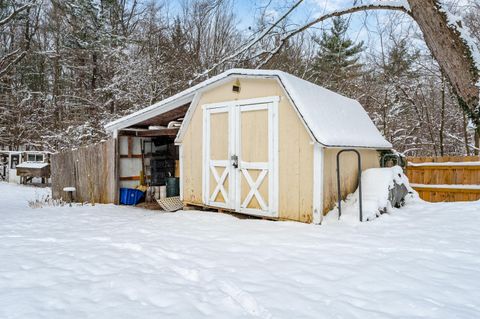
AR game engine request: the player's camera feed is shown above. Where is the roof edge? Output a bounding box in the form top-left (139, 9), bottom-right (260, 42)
top-left (104, 69), bottom-right (280, 132)
top-left (105, 68), bottom-right (392, 149)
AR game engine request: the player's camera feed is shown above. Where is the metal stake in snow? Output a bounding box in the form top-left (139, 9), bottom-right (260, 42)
top-left (336, 149), bottom-right (363, 222)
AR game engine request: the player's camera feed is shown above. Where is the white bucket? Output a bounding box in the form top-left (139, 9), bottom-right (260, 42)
top-left (146, 187), bottom-right (153, 202)
top-left (153, 186), bottom-right (160, 199)
top-left (160, 186), bottom-right (167, 199)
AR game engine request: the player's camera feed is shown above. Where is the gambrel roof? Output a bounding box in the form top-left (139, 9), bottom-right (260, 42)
top-left (105, 69), bottom-right (392, 149)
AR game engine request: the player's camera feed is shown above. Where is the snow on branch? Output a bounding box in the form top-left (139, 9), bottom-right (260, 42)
top-left (285, 1), bottom-right (410, 38)
top-left (0, 1), bottom-right (36, 27)
top-left (438, 2), bottom-right (480, 79)
top-left (257, 1), bottom-right (411, 66)
top-left (445, 132), bottom-right (480, 152)
top-left (196, 1), bottom-right (411, 77)
top-left (190, 0), bottom-right (304, 83)
top-left (441, 6), bottom-right (480, 68)
top-left (0, 50), bottom-right (27, 78)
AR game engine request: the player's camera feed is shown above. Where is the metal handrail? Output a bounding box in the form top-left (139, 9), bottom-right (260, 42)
top-left (336, 149), bottom-right (363, 222)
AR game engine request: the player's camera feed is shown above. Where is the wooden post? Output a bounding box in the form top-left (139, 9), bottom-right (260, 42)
top-left (114, 137), bottom-right (120, 205)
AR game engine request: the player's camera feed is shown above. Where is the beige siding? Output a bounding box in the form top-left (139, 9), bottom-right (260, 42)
top-left (322, 148), bottom-right (381, 214)
top-left (181, 78), bottom-right (314, 222)
top-left (240, 109), bottom-right (269, 163)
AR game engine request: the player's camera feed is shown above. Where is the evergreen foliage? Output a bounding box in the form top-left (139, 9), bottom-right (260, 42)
top-left (311, 17), bottom-right (364, 93)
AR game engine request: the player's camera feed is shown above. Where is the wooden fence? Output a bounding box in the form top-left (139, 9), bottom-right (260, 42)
top-left (406, 156), bottom-right (480, 202)
top-left (51, 139), bottom-right (118, 203)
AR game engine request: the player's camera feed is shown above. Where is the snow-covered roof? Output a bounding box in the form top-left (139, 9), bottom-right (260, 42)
top-left (105, 69), bottom-right (392, 149)
top-left (0, 150), bottom-right (51, 155)
top-left (0, 151), bottom-right (23, 155)
top-left (16, 162), bottom-right (49, 169)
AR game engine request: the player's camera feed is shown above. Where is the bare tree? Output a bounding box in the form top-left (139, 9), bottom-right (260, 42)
top-left (195, 0), bottom-right (480, 149)
top-left (1, 0), bottom-right (479, 155)
top-left (0, 0), bottom-right (38, 78)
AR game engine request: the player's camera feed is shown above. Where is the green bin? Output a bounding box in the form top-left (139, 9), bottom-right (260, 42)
top-left (166, 177), bottom-right (180, 197)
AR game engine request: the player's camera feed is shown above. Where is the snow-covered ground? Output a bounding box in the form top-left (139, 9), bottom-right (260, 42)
top-left (1, 182), bottom-right (479, 319)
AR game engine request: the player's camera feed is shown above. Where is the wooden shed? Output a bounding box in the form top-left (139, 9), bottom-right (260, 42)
top-left (105, 69), bottom-right (392, 223)
top-left (1, 150), bottom-right (51, 184)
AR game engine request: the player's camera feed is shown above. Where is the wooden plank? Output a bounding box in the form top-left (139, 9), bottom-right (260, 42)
top-left (406, 156), bottom-right (480, 202)
top-left (411, 186), bottom-right (480, 194)
top-left (407, 165), bottom-right (480, 170)
top-left (422, 190), bottom-right (431, 202)
top-left (120, 176), bottom-right (140, 181)
top-left (133, 104), bottom-right (189, 128)
top-left (120, 154), bottom-right (143, 159)
top-left (120, 175), bottom-right (151, 181)
top-left (119, 128), bottom-right (179, 137)
top-left (16, 166), bottom-right (50, 178)
top-left (136, 129), bottom-right (178, 137)
top-left (407, 156), bottom-right (480, 163)
top-left (114, 137), bottom-right (120, 204)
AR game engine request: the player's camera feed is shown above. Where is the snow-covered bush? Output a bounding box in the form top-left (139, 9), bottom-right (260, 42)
top-left (28, 195), bottom-right (67, 209)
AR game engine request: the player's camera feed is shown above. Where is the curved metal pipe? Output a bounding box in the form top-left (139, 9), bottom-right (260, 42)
top-left (336, 149), bottom-right (363, 222)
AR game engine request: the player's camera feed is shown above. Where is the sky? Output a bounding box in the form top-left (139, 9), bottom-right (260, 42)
top-left (233, 0), bottom-right (356, 30)
top-left (166, 0), bottom-right (475, 57)
top-left (166, 0), bottom-right (412, 44)
top-left (230, 0), bottom-right (412, 53)
top-left (232, 0), bottom-right (474, 29)
top-left (234, 0), bottom-right (408, 42)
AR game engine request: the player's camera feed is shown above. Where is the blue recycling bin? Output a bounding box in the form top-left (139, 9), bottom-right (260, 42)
top-left (119, 188), bottom-right (144, 205)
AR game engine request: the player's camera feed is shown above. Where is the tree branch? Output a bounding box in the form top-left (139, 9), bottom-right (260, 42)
top-left (0, 48), bottom-right (21, 65)
top-left (258, 2), bottom-right (411, 66)
top-left (0, 2), bottom-right (40, 78)
top-left (0, 51), bottom-right (27, 78)
top-left (0, 1), bottom-right (35, 27)
top-left (190, 0), bottom-right (305, 81)
top-left (446, 132), bottom-right (480, 151)
top-left (196, 1), bottom-right (411, 76)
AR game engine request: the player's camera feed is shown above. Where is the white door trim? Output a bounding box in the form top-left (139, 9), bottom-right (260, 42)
top-left (234, 100), bottom-right (279, 218)
top-left (240, 168), bottom-right (269, 211)
top-left (202, 106), bottom-right (209, 205)
top-left (209, 163), bottom-right (230, 204)
top-left (179, 144), bottom-right (184, 201)
top-left (203, 105), bottom-right (234, 208)
top-left (202, 96), bottom-right (279, 218)
top-left (270, 99), bottom-right (279, 216)
top-left (202, 96), bottom-right (280, 110)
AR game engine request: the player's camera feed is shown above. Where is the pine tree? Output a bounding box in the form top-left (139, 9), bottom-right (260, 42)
top-left (311, 17), bottom-right (364, 94)
top-left (383, 39), bottom-right (419, 79)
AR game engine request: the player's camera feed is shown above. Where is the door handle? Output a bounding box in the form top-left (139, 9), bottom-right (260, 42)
top-left (231, 155), bottom-right (238, 169)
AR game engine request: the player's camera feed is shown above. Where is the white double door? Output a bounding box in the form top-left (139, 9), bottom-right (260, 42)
top-left (203, 97), bottom-right (278, 217)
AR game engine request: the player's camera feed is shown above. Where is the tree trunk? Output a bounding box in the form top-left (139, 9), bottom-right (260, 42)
top-left (462, 112), bottom-right (471, 156)
top-left (475, 128), bottom-right (480, 156)
top-left (408, 0), bottom-right (479, 123)
top-left (439, 74), bottom-right (446, 156)
top-left (91, 52), bottom-right (98, 91)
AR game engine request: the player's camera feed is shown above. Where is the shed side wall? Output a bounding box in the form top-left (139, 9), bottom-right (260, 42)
top-left (322, 148), bottom-right (381, 214)
top-left (182, 78), bottom-right (314, 222)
